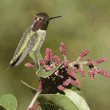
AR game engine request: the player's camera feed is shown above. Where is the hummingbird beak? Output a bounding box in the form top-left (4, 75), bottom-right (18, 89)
top-left (49, 16), bottom-right (62, 20)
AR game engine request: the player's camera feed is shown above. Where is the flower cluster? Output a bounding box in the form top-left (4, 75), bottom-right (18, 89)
top-left (25, 42), bottom-right (110, 93)
top-left (39, 48), bottom-right (62, 71)
top-left (59, 42), bottom-right (67, 56)
top-left (25, 63), bottom-right (34, 67)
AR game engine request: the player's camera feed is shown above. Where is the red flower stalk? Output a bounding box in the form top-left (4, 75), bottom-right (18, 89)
top-left (72, 67), bottom-right (78, 73)
top-left (57, 85), bottom-right (65, 90)
top-left (25, 63), bottom-right (34, 67)
top-left (87, 61), bottom-right (94, 66)
top-left (62, 79), bottom-right (72, 86)
top-left (62, 79), bottom-right (81, 86)
top-left (79, 49), bottom-right (89, 58)
top-left (64, 60), bottom-right (70, 67)
top-left (39, 59), bottom-right (44, 66)
top-left (99, 69), bottom-right (110, 77)
top-left (60, 75), bottom-right (64, 78)
top-left (54, 55), bottom-right (62, 66)
top-left (43, 48), bottom-right (50, 63)
top-left (65, 68), bottom-right (76, 78)
top-left (80, 69), bottom-right (85, 77)
top-left (59, 42), bottom-right (67, 56)
top-left (49, 50), bottom-right (54, 62)
top-left (95, 58), bottom-right (105, 64)
top-left (91, 68), bottom-right (97, 75)
top-left (88, 71), bottom-right (94, 81)
top-left (27, 103), bottom-right (42, 110)
top-left (71, 80), bottom-right (81, 87)
top-left (44, 65), bottom-right (54, 71)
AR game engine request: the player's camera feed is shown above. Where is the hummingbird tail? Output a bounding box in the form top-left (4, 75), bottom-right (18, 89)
top-left (7, 53), bottom-right (22, 70)
top-left (7, 65), bottom-right (11, 70)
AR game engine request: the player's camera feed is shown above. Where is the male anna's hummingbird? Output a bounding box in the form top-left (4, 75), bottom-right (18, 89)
top-left (7, 12), bottom-right (61, 69)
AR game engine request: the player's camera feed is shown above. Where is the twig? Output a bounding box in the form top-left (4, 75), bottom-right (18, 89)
top-left (26, 78), bottom-right (42, 110)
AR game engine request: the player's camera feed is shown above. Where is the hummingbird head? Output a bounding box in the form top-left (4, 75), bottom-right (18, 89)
top-left (32, 12), bottom-right (61, 32)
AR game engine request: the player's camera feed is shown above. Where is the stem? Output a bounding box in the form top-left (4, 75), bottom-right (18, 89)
top-left (27, 103), bottom-right (42, 110)
top-left (27, 78), bottom-right (42, 110)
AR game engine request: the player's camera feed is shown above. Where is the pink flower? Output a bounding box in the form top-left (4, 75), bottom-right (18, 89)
top-left (64, 60), bottom-right (70, 67)
top-left (54, 55), bottom-right (62, 66)
top-left (66, 69), bottom-right (76, 78)
top-left (43, 48), bottom-right (50, 63)
top-left (72, 67), bottom-right (78, 73)
top-left (87, 61), bottom-right (94, 66)
top-left (39, 59), bottom-right (44, 66)
top-left (59, 42), bottom-right (67, 56)
top-left (25, 63), bottom-right (34, 67)
top-left (80, 69), bottom-right (85, 77)
top-left (44, 56), bottom-right (49, 63)
top-left (49, 50), bottom-right (54, 62)
top-left (104, 72), bottom-right (110, 77)
top-left (60, 76), bottom-right (64, 78)
top-left (99, 69), bottom-right (105, 75)
top-left (62, 79), bottom-right (72, 86)
top-left (88, 71), bottom-right (94, 81)
top-left (92, 68), bottom-right (97, 75)
top-left (96, 68), bottom-right (100, 73)
top-left (71, 80), bottom-right (81, 87)
top-left (57, 85), bottom-right (65, 90)
top-left (79, 49), bottom-right (89, 58)
top-left (90, 76), bottom-right (94, 81)
top-left (99, 69), bottom-right (110, 77)
top-left (45, 65), bottom-right (54, 71)
top-left (95, 58), bottom-right (105, 64)
top-left (62, 78), bottom-right (81, 87)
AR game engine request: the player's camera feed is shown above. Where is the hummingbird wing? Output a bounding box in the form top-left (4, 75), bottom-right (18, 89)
top-left (7, 26), bottom-right (38, 69)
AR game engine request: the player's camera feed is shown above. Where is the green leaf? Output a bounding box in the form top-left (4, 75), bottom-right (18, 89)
top-left (0, 105), bottom-right (6, 110)
top-left (70, 85), bottom-right (86, 100)
top-left (37, 93), bottom-right (79, 110)
top-left (38, 87), bottom-right (91, 110)
top-left (40, 104), bottom-right (59, 110)
top-left (36, 60), bottom-right (65, 78)
top-left (0, 94), bottom-right (17, 110)
top-left (64, 89), bottom-right (91, 110)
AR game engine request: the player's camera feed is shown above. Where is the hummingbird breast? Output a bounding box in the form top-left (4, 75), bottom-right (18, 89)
top-left (32, 29), bottom-right (46, 52)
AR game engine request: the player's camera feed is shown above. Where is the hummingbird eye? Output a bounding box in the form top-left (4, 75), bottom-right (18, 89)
top-left (39, 18), bottom-right (42, 20)
top-left (37, 17), bottom-right (43, 21)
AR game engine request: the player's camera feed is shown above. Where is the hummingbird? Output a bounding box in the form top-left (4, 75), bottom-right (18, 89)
top-left (7, 12), bottom-right (61, 70)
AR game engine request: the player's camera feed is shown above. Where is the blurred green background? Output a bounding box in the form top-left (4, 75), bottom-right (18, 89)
top-left (0, 0), bottom-right (110, 109)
